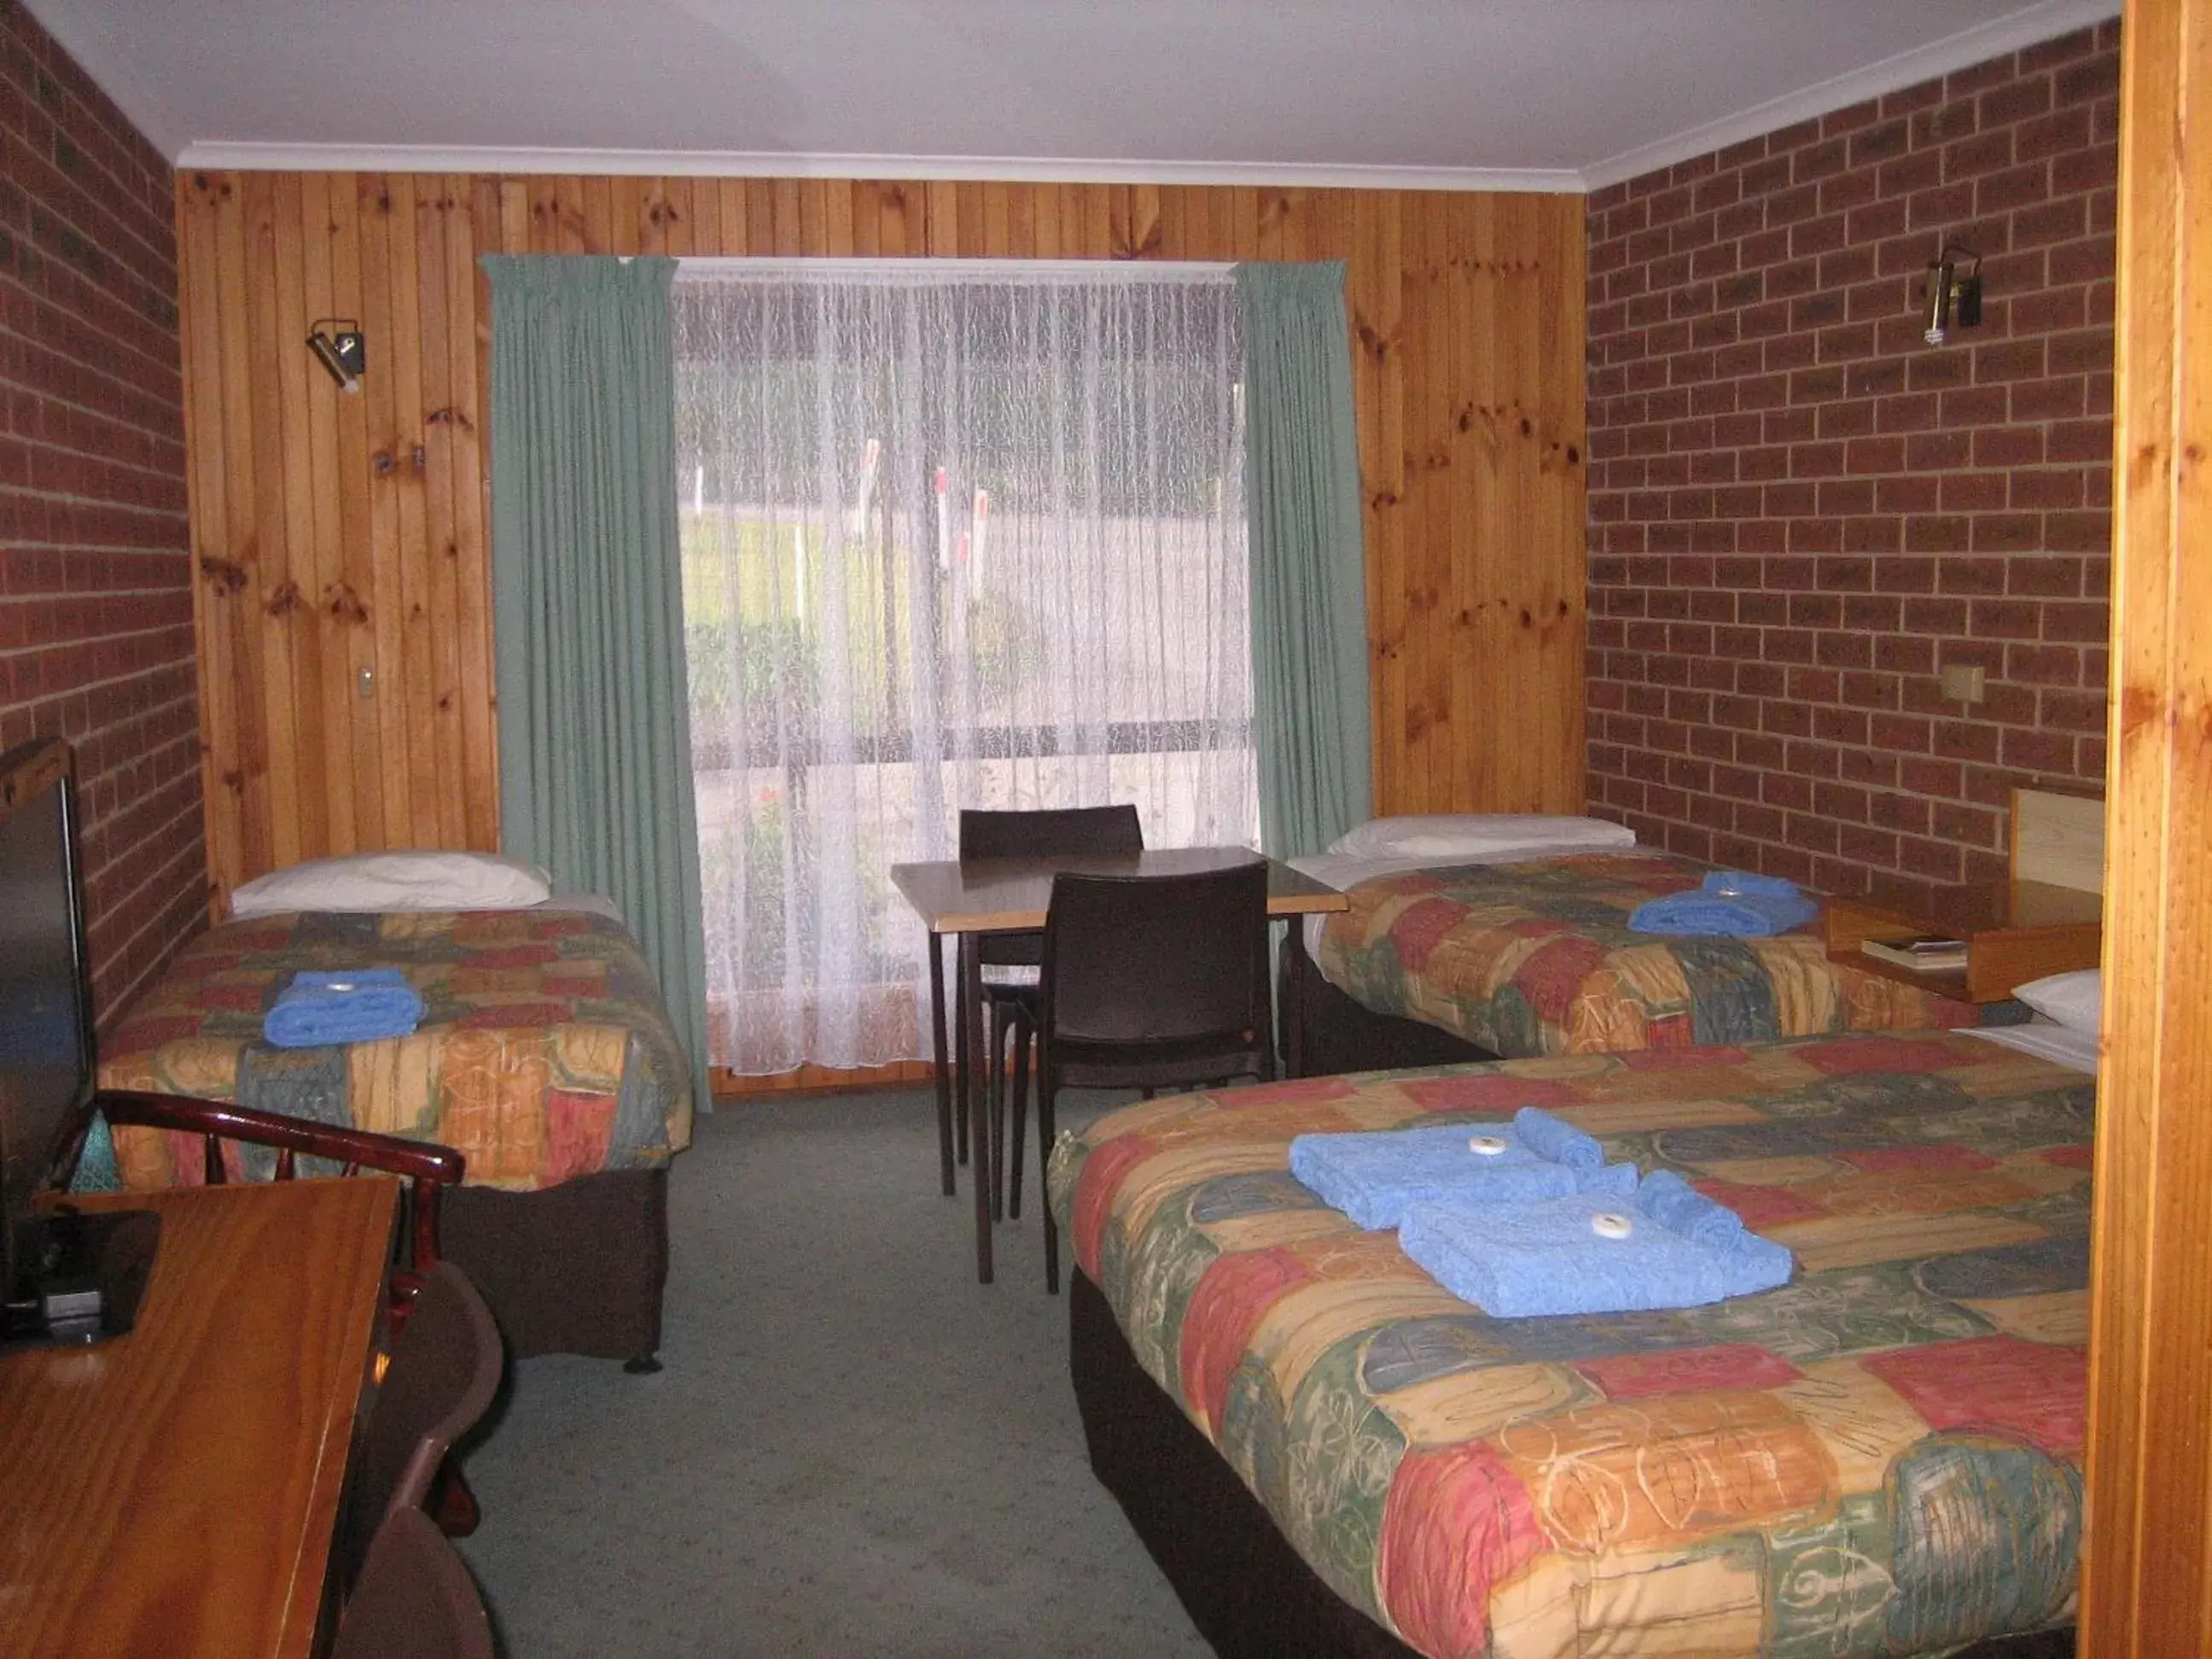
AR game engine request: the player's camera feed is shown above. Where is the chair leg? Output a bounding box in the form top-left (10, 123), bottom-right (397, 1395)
top-left (1040, 1077), bottom-right (1061, 1295)
top-left (1007, 1007), bottom-right (1032, 1219)
top-left (987, 1001), bottom-right (1015, 1223)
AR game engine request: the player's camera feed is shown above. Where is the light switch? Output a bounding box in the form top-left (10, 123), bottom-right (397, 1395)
top-left (1938, 663), bottom-right (1987, 703)
top-left (358, 665), bottom-right (375, 700)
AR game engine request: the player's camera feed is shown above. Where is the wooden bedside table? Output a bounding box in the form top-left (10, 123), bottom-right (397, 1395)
top-left (1826, 881), bottom-right (2104, 1004)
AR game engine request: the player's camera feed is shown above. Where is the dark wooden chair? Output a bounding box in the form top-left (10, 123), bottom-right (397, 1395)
top-left (958, 805), bottom-right (1144, 1219)
top-left (89, 1090), bottom-right (493, 1548)
top-left (90, 1089), bottom-right (463, 1324)
top-left (333, 1260), bottom-right (505, 1596)
top-left (1036, 860), bottom-right (1273, 1291)
top-left (330, 1506), bottom-right (496, 1659)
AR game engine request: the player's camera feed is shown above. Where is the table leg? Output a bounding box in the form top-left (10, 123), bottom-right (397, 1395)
top-left (959, 932), bottom-right (993, 1284)
top-left (928, 933), bottom-right (953, 1196)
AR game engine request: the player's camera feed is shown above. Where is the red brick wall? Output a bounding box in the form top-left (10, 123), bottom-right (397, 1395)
top-left (1584, 22), bottom-right (2119, 911)
top-left (0, 2), bottom-right (201, 1023)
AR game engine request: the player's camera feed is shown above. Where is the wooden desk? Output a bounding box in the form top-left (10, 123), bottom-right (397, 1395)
top-left (1826, 880), bottom-right (2104, 1004)
top-left (890, 847), bottom-right (1348, 1283)
top-left (0, 1178), bottom-right (399, 1659)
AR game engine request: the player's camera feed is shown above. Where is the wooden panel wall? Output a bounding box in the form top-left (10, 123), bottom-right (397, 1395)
top-left (2081, 0), bottom-right (2212, 1649)
top-left (175, 172), bottom-right (1586, 911)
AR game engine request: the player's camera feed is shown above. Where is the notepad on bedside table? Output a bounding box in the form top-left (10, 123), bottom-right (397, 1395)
top-left (1861, 934), bottom-right (1970, 971)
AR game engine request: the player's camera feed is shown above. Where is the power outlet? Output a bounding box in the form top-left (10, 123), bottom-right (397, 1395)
top-left (1938, 663), bottom-right (1988, 703)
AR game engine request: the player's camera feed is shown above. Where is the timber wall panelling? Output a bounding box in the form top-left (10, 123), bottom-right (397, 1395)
top-left (176, 173), bottom-right (1586, 907)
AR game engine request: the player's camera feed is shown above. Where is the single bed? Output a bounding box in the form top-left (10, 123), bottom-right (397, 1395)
top-left (1284, 795), bottom-right (2100, 1076)
top-left (1292, 847), bottom-right (1991, 1064)
top-left (1050, 1028), bottom-right (2093, 1658)
top-left (95, 901), bottom-right (693, 1366)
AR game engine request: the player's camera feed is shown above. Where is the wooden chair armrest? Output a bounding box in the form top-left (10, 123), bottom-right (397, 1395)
top-left (91, 1089), bottom-right (465, 1295)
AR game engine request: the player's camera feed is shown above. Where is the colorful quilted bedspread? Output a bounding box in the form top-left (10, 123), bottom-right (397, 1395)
top-left (1049, 1031), bottom-right (2092, 1658)
top-left (1314, 852), bottom-right (1986, 1057)
top-left (97, 909), bottom-right (694, 1191)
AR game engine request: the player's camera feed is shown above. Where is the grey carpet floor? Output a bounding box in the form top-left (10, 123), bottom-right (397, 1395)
top-left (454, 1089), bottom-right (1213, 1658)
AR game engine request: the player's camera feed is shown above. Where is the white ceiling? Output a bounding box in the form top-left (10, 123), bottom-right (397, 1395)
top-left (35, 0), bottom-right (2119, 191)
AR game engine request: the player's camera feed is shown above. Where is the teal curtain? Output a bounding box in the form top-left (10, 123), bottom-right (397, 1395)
top-left (1237, 261), bottom-right (1373, 858)
top-left (480, 253), bottom-right (710, 1103)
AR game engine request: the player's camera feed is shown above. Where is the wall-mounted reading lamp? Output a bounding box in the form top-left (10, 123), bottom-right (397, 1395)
top-left (1922, 245), bottom-right (1983, 346)
top-left (307, 319), bottom-right (366, 393)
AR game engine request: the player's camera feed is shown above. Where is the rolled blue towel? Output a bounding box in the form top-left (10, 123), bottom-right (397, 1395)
top-left (1511, 1106), bottom-right (1604, 1171)
top-left (1399, 1190), bottom-right (1796, 1317)
top-left (1634, 1168), bottom-right (1745, 1249)
top-left (1289, 1121), bottom-right (1634, 1231)
top-left (1626, 876), bottom-right (1818, 937)
top-left (263, 967), bottom-right (425, 1049)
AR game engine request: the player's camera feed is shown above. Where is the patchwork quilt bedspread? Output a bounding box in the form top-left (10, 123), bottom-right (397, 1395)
top-left (1313, 852), bottom-right (1987, 1057)
top-left (97, 908), bottom-right (694, 1191)
top-left (1049, 1032), bottom-right (2092, 1658)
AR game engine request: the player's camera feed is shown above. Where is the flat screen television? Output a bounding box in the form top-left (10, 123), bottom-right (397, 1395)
top-left (0, 736), bottom-right (156, 1349)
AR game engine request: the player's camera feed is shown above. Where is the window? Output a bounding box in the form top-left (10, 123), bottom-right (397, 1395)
top-left (674, 263), bottom-right (1254, 1073)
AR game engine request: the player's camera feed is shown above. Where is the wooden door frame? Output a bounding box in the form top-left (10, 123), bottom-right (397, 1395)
top-left (2081, 0), bottom-right (2212, 1651)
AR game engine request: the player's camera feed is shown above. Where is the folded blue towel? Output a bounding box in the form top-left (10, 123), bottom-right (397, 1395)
top-left (1289, 1114), bottom-right (1634, 1231)
top-left (1627, 870), bottom-right (1818, 938)
top-left (1398, 1187), bottom-right (1795, 1317)
top-left (263, 968), bottom-right (425, 1049)
top-left (1635, 1167), bottom-right (1745, 1248)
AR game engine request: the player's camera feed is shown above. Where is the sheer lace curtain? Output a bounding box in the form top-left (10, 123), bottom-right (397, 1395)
top-left (672, 263), bottom-right (1256, 1074)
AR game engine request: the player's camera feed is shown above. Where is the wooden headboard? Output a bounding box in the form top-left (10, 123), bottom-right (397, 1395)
top-left (2011, 787), bottom-right (2105, 894)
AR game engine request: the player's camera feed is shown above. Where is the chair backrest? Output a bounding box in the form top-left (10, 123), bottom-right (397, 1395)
top-left (960, 806), bottom-right (1144, 969)
top-left (958, 804), bottom-right (1143, 862)
top-left (1042, 861), bottom-right (1270, 1047)
top-left (331, 1506), bottom-right (496, 1659)
top-left (93, 1088), bottom-right (463, 1310)
top-left (335, 1261), bottom-right (505, 1593)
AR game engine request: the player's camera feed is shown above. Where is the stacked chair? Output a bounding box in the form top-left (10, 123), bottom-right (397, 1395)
top-left (331, 1507), bottom-right (496, 1659)
top-left (957, 805), bottom-right (1144, 1220)
top-left (331, 1259), bottom-right (506, 1653)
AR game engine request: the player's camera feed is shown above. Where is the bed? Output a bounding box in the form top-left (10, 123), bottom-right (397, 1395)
top-left (1050, 1028), bottom-right (2093, 1658)
top-left (95, 899), bottom-right (693, 1367)
top-left (1284, 795), bottom-right (2099, 1076)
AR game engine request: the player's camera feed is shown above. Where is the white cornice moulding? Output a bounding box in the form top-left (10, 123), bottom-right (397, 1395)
top-left (170, 142), bottom-right (1585, 195)
top-left (1580, 0), bottom-right (2122, 191)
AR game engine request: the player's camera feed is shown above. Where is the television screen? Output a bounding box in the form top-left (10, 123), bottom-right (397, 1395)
top-left (0, 739), bottom-right (94, 1302)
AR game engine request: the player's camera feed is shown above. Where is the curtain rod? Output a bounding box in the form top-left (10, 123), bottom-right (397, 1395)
top-left (674, 256), bottom-right (1236, 283)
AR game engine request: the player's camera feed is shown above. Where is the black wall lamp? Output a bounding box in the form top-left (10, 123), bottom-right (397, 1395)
top-left (1922, 245), bottom-right (1983, 346)
top-left (307, 318), bottom-right (366, 393)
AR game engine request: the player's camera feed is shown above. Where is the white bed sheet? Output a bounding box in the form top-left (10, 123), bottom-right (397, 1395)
top-left (539, 891), bottom-right (625, 923)
top-left (1960, 1020), bottom-right (2100, 1075)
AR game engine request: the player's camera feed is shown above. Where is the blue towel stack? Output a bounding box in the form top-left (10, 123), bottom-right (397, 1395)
top-left (263, 968), bottom-right (426, 1050)
top-left (1398, 1171), bottom-right (1794, 1317)
top-left (1627, 870), bottom-right (1819, 938)
top-left (1288, 1106), bottom-right (1635, 1231)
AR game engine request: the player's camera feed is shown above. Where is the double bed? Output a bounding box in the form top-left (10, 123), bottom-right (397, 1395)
top-left (94, 896), bottom-right (692, 1365)
top-left (1051, 1028), bottom-right (2093, 1657)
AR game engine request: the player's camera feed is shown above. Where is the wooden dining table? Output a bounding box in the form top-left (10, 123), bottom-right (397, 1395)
top-left (889, 846), bottom-right (1348, 1283)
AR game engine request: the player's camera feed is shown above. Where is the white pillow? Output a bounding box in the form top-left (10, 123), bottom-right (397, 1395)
top-left (230, 852), bottom-right (553, 918)
top-left (1329, 814), bottom-right (1636, 861)
top-left (2012, 969), bottom-right (2102, 1035)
